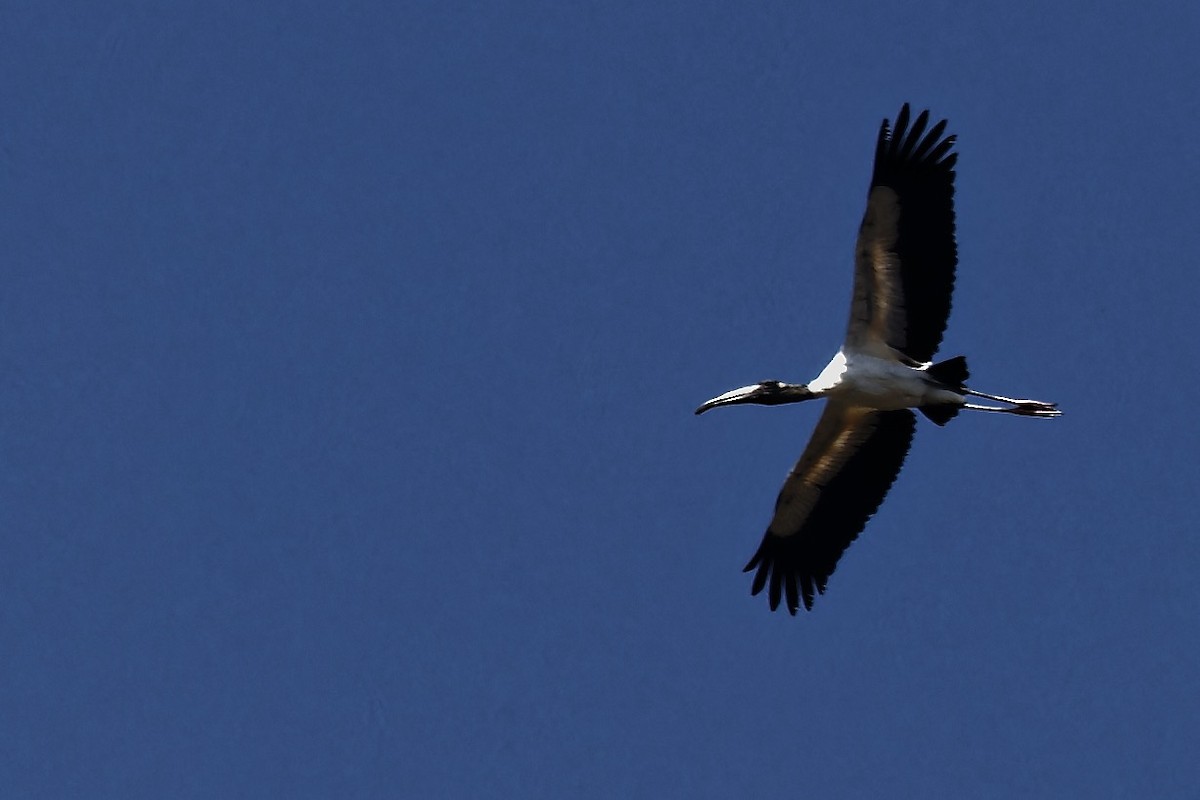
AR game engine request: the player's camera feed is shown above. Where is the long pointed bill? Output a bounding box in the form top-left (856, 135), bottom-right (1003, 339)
top-left (694, 384), bottom-right (770, 415)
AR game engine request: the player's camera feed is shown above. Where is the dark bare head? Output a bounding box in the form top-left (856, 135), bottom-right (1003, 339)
top-left (694, 381), bottom-right (816, 415)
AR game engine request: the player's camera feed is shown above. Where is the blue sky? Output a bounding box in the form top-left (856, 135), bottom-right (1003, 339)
top-left (3, 2), bottom-right (1199, 797)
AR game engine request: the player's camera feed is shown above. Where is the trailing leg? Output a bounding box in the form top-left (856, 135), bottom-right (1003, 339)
top-left (962, 399), bottom-right (1061, 418)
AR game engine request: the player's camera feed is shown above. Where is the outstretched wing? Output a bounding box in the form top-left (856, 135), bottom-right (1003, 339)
top-left (744, 405), bottom-right (917, 613)
top-left (845, 104), bottom-right (958, 363)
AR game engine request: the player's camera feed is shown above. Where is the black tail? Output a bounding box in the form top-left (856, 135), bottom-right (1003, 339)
top-left (920, 356), bottom-right (969, 427)
top-left (925, 355), bottom-right (969, 389)
top-left (920, 405), bottom-right (961, 426)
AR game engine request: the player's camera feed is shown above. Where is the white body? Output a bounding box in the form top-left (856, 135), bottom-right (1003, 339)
top-left (808, 349), bottom-right (963, 411)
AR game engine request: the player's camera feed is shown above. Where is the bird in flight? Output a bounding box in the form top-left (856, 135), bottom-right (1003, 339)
top-left (696, 104), bottom-right (1060, 614)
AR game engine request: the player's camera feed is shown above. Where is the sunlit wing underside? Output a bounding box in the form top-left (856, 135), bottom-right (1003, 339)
top-left (846, 105), bottom-right (958, 363)
top-left (743, 405), bottom-right (917, 613)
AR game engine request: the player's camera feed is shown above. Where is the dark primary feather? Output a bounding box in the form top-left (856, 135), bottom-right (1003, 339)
top-left (743, 409), bottom-right (917, 613)
top-left (862, 104), bottom-right (959, 362)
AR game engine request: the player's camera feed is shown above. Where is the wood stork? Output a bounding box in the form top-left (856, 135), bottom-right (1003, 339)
top-left (696, 104), bottom-right (1060, 615)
